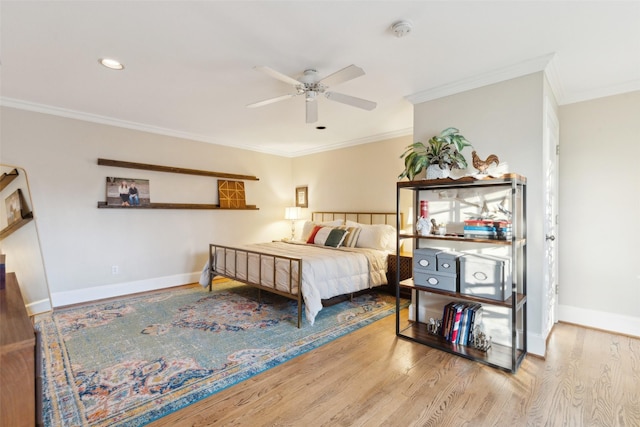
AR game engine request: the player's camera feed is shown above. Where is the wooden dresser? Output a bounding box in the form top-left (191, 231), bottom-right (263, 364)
top-left (1, 272), bottom-right (38, 427)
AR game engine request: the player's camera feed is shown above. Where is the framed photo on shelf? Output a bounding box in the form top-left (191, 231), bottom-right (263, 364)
top-left (106, 177), bottom-right (151, 207)
top-left (4, 189), bottom-right (25, 225)
top-left (295, 186), bottom-right (308, 208)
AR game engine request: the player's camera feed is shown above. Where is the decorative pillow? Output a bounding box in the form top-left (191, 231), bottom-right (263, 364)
top-left (306, 225), bottom-right (323, 243)
top-left (353, 223), bottom-right (396, 251)
top-left (339, 225), bottom-right (362, 247)
top-left (312, 227), bottom-right (348, 248)
top-left (301, 220), bottom-right (343, 241)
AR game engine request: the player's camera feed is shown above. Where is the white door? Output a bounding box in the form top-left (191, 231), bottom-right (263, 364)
top-left (543, 98), bottom-right (559, 337)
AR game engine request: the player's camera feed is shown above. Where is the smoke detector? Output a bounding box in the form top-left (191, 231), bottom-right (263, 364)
top-left (391, 20), bottom-right (413, 38)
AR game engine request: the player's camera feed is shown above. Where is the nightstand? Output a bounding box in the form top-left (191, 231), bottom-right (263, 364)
top-left (387, 252), bottom-right (412, 296)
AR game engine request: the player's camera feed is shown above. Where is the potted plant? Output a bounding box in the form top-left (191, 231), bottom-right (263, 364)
top-left (398, 127), bottom-right (472, 180)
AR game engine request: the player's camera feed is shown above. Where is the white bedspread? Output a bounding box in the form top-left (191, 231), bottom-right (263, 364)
top-left (205, 241), bottom-right (389, 325)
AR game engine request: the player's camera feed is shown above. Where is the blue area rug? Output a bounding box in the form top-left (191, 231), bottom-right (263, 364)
top-left (36, 280), bottom-right (404, 426)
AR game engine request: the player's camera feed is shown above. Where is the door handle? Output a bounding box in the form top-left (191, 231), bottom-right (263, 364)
top-left (546, 234), bottom-right (556, 241)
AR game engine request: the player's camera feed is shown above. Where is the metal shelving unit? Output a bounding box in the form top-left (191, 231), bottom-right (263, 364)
top-left (395, 174), bottom-right (527, 373)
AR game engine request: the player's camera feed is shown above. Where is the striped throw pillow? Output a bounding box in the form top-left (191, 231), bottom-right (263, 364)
top-left (340, 226), bottom-right (362, 247)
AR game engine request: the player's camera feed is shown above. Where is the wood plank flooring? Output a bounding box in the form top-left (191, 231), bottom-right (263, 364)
top-left (149, 312), bottom-right (640, 427)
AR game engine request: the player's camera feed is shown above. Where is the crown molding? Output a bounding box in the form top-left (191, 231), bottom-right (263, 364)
top-left (286, 127), bottom-right (414, 158)
top-left (0, 97), bottom-right (297, 156)
top-left (560, 79), bottom-right (640, 105)
top-left (0, 97), bottom-right (412, 158)
top-left (543, 54), bottom-right (564, 104)
top-left (405, 53), bottom-right (558, 104)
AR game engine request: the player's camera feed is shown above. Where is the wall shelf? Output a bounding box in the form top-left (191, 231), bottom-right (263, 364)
top-left (97, 158), bottom-right (259, 181)
top-left (97, 202), bottom-right (258, 210)
top-left (97, 159), bottom-right (259, 210)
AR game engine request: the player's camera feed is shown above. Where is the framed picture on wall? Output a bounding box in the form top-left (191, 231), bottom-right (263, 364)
top-left (4, 189), bottom-right (25, 225)
top-left (295, 186), bottom-right (308, 208)
top-left (106, 177), bottom-right (151, 207)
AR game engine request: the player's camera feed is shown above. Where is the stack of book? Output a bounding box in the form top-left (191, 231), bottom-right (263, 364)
top-left (463, 219), bottom-right (512, 240)
top-left (440, 302), bottom-right (483, 346)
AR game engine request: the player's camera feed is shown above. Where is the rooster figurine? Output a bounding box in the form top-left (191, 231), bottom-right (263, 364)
top-left (471, 151), bottom-right (500, 174)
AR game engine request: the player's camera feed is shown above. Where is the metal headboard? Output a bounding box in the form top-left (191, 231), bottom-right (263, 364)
top-left (311, 211), bottom-right (399, 226)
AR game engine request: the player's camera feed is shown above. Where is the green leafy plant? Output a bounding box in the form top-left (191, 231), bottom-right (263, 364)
top-left (398, 127), bottom-right (472, 180)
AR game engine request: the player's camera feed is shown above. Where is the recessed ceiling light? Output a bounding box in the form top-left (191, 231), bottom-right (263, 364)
top-left (99, 58), bottom-right (124, 70)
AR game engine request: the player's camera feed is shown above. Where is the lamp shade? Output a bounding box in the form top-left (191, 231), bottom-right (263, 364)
top-left (284, 206), bottom-right (301, 220)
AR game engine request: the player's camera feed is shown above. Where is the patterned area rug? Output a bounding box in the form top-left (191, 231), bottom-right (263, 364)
top-left (36, 280), bottom-right (404, 426)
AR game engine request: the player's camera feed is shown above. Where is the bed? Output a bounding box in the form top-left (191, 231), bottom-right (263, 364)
top-left (205, 212), bottom-right (398, 327)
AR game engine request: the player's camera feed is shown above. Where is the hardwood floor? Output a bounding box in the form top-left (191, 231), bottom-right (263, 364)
top-left (149, 312), bottom-right (640, 427)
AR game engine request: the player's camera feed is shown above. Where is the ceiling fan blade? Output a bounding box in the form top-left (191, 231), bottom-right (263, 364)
top-left (254, 66), bottom-right (302, 86)
top-left (324, 91), bottom-right (377, 111)
top-left (318, 64), bottom-right (365, 87)
top-left (306, 100), bottom-right (318, 123)
top-left (247, 93), bottom-right (297, 108)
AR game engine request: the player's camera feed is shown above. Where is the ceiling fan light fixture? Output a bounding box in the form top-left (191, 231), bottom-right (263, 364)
top-left (250, 64), bottom-right (375, 122)
top-left (301, 69), bottom-right (318, 84)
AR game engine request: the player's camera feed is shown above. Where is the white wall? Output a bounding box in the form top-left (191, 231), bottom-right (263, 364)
top-left (292, 135), bottom-right (413, 219)
top-left (411, 73), bottom-right (548, 355)
top-left (558, 91), bottom-right (640, 336)
top-left (1, 107), bottom-right (293, 306)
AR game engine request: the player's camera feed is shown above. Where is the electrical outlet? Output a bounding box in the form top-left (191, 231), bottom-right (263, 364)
top-left (112, 265), bottom-right (119, 275)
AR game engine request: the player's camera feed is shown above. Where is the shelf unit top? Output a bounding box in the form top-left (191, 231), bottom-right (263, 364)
top-left (397, 173), bottom-right (526, 190)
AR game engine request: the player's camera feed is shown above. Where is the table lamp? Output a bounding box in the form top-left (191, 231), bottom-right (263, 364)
top-left (284, 206), bottom-right (301, 240)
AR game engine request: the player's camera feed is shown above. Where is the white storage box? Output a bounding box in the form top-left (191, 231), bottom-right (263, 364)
top-left (459, 254), bottom-right (511, 301)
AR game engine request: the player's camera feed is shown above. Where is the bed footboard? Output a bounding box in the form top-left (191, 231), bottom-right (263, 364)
top-left (208, 244), bottom-right (304, 328)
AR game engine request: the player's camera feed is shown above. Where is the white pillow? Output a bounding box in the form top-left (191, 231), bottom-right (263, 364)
top-left (300, 219), bottom-right (343, 241)
top-left (354, 223), bottom-right (396, 251)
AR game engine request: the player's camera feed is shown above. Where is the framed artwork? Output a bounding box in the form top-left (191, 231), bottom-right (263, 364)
top-left (106, 177), bottom-right (150, 207)
top-left (218, 180), bottom-right (246, 208)
top-left (4, 189), bottom-right (25, 225)
top-left (295, 186), bottom-right (308, 208)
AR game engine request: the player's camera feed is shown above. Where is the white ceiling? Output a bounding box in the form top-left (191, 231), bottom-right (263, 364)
top-left (1, 1), bottom-right (639, 157)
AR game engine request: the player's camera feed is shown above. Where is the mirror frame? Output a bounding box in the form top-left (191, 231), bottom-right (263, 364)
top-left (0, 164), bottom-right (51, 315)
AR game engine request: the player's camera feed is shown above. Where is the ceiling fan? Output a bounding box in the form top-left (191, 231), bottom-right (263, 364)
top-left (247, 64), bottom-right (377, 123)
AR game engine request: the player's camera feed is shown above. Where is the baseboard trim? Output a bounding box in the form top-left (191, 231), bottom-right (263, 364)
top-left (527, 332), bottom-right (546, 358)
top-left (558, 304), bottom-right (639, 338)
top-left (51, 272), bottom-right (202, 308)
top-left (26, 298), bottom-right (53, 316)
